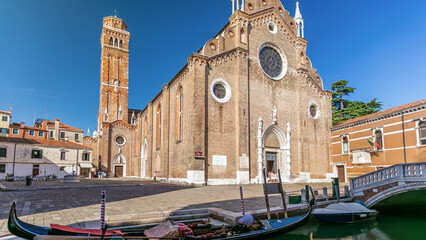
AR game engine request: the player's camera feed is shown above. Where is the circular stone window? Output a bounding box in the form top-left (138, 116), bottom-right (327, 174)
top-left (268, 22), bottom-right (277, 34)
top-left (308, 100), bottom-right (321, 119)
top-left (115, 136), bottom-right (126, 146)
top-left (258, 42), bottom-right (288, 80)
top-left (210, 78), bottom-right (232, 103)
top-left (310, 105), bottom-right (317, 118)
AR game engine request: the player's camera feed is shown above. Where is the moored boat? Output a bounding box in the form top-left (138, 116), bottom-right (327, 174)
top-left (8, 201), bottom-right (312, 240)
top-left (312, 202), bottom-right (378, 224)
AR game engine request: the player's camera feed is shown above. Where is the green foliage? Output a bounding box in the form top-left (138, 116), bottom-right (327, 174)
top-left (331, 80), bottom-right (382, 126)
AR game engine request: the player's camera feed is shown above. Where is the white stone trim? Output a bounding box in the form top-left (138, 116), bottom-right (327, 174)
top-left (258, 42), bottom-right (288, 81)
top-left (236, 171), bottom-right (250, 184)
top-left (210, 78), bottom-right (232, 103)
top-left (341, 134), bottom-right (349, 155)
top-left (207, 178), bottom-right (237, 185)
top-left (115, 135), bottom-right (126, 146)
top-left (416, 119), bottom-right (426, 147)
top-left (267, 21), bottom-right (277, 34)
top-left (308, 100), bottom-right (321, 119)
top-left (103, 25), bottom-right (130, 35)
top-left (112, 154), bottom-right (127, 177)
top-left (372, 127), bottom-right (384, 150)
top-left (187, 170), bottom-right (205, 184)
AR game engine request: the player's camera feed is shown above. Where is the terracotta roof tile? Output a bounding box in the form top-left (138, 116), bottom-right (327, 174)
top-left (34, 139), bottom-right (92, 149)
top-left (44, 121), bottom-right (84, 132)
top-left (0, 137), bottom-right (38, 144)
top-left (23, 126), bottom-right (47, 131)
top-left (335, 99), bottom-right (426, 127)
top-left (0, 137), bottom-right (91, 150)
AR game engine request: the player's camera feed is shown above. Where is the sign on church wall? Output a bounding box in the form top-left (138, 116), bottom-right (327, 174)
top-left (239, 154), bottom-right (249, 168)
top-left (212, 155), bottom-right (227, 166)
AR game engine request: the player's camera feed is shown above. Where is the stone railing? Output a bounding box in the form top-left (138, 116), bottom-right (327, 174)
top-left (350, 162), bottom-right (426, 192)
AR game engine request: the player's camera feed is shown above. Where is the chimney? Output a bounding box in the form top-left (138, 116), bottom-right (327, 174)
top-left (55, 118), bottom-right (60, 140)
top-left (20, 122), bottom-right (25, 128)
top-left (42, 120), bottom-right (48, 129)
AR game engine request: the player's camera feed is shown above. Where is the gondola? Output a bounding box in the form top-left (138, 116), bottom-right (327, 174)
top-left (8, 201), bottom-right (312, 240)
top-left (183, 206), bottom-right (312, 240)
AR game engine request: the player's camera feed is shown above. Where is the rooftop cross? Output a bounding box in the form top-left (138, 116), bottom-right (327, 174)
top-left (113, 9), bottom-right (118, 17)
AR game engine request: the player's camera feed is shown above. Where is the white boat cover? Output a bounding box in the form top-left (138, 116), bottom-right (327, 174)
top-left (313, 203), bottom-right (376, 214)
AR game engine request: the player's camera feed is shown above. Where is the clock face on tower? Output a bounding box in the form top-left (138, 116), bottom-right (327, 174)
top-left (258, 42), bottom-right (287, 80)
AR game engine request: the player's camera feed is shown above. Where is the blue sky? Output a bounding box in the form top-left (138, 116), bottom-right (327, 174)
top-left (0, 0), bottom-right (425, 133)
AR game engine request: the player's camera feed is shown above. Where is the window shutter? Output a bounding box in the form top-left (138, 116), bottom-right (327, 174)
top-left (6, 129), bottom-right (9, 134)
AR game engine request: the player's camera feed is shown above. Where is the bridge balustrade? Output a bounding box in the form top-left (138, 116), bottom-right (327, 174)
top-left (350, 162), bottom-right (426, 192)
top-left (404, 162), bottom-right (425, 177)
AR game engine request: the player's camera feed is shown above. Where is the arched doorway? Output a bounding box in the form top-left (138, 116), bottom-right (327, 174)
top-left (112, 154), bottom-right (126, 177)
top-left (257, 119), bottom-right (291, 182)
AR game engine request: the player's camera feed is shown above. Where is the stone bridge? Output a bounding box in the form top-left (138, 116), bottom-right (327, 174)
top-left (350, 162), bottom-right (426, 208)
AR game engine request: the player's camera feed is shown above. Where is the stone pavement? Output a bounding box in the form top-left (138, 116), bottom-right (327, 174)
top-left (0, 178), bottom-right (333, 238)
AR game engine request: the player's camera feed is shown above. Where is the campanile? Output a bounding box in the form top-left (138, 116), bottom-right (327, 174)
top-left (97, 15), bottom-right (130, 130)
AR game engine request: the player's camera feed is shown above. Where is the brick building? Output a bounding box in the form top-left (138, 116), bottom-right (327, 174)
top-left (87, 1), bottom-right (333, 184)
top-left (331, 99), bottom-right (426, 182)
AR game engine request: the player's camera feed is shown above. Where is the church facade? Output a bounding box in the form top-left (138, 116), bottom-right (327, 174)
top-left (85, 0), bottom-right (334, 184)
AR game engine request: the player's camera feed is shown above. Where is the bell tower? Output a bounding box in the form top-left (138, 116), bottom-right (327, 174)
top-left (97, 15), bottom-right (130, 131)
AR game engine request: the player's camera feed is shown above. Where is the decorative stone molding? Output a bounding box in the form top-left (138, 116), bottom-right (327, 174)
top-left (210, 78), bottom-right (232, 103)
top-left (308, 100), bottom-right (321, 119)
top-left (103, 25), bottom-right (130, 36)
top-left (187, 53), bottom-right (208, 67)
top-left (208, 48), bottom-right (248, 67)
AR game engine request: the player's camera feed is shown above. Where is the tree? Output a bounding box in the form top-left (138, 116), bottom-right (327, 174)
top-left (331, 80), bottom-right (355, 113)
top-left (331, 80), bottom-right (382, 126)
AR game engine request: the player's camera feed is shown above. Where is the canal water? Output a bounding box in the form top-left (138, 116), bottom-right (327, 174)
top-left (271, 190), bottom-right (426, 240)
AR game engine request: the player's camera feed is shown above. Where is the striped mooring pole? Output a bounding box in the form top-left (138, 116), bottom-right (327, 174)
top-left (240, 186), bottom-right (245, 216)
top-left (100, 189), bottom-right (106, 229)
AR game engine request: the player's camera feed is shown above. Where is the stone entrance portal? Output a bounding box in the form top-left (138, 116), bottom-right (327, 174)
top-left (256, 107), bottom-right (291, 183)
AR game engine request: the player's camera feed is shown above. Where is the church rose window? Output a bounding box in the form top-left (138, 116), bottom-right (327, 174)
top-left (258, 42), bottom-right (287, 80)
top-left (115, 136), bottom-right (125, 146)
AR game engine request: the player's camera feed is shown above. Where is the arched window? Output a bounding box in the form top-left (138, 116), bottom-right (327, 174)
top-left (419, 121), bottom-right (426, 145)
top-left (156, 104), bottom-right (161, 149)
top-left (374, 129), bottom-right (383, 150)
top-left (119, 39), bottom-right (123, 48)
top-left (240, 28), bottom-right (246, 44)
top-left (109, 37), bottom-right (113, 45)
top-left (114, 38), bottom-right (118, 47)
top-left (176, 86), bottom-right (183, 141)
top-left (342, 135), bottom-right (349, 154)
top-left (144, 116), bottom-right (148, 139)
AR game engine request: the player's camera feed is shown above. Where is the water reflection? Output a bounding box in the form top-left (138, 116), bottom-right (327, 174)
top-left (268, 211), bottom-right (425, 240)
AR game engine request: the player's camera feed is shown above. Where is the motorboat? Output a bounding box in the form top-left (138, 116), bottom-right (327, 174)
top-left (312, 202), bottom-right (378, 224)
